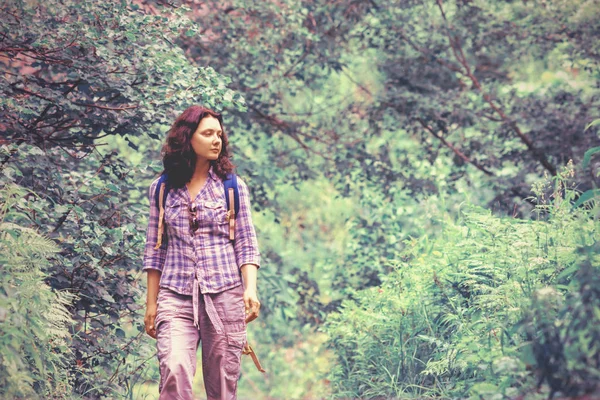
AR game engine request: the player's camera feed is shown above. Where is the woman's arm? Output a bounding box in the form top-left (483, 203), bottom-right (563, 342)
top-left (143, 178), bottom-right (168, 272)
top-left (232, 178), bottom-right (261, 269)
top-left (241, 263), bottom-right (260, 323)
top-left (144, 269), bottom-right (161, 338)
top-left (233, 177), bottom-right (261, 323)
top-left (143, 178), bottom-right (167, 338)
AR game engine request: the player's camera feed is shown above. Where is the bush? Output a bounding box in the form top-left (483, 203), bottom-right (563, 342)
top-left (0, 184), bottom-right (75, 399)
top-left (522, 242), bottom-right (600, 398)
top-left (324, 166), bottom-right (600, 399)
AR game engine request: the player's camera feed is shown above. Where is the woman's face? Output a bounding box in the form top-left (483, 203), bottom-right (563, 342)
top-left (190, 116), bottom-right (223, 161)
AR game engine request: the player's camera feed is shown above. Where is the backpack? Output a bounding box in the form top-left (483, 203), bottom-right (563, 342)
top-left (153, 173), bottom-right (239, 250)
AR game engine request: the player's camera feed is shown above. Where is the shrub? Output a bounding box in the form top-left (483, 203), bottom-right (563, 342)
top-left (324, 166), bottom-right (600, 399)
top-left (0, 184), bottom-right (75, 399)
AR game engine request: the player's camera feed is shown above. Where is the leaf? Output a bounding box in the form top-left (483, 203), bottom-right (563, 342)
top-left (556, 264), bottom-right (579, 281)
top-left (102, 293), bottom-right (115, 303)
top-left (585, 119), bottom-right (600, 132)
top-left (573, 189), bottom-right (600, 208)
top-left (583, 146), bottom-right (600, 169)
top-left (471, 382), bottom-right (499, 394)
top-left (126, 140), bottom-right (139, 151)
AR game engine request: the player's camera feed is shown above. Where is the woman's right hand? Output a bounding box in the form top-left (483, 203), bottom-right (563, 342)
top-left (144, 302), bottom-right (158, 339)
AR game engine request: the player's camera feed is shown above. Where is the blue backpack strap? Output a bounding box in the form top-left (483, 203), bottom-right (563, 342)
top-left (223, 173), bottom-right (240, 217)
top-left (223, 173), bottom-right (239, 241)
top-left (154, 173), bottom-right (169, 208)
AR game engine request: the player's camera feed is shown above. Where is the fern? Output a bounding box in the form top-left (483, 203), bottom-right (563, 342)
top-left (0, 184), bottom-right (75, 399)
top-left (324, 165), bottom-right (600, 399)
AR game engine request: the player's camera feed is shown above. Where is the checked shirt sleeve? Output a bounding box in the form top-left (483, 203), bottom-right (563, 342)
top-left (142, 178), bottom-right (166, 273)
top-left (233, 177), bottom-right (261, 269)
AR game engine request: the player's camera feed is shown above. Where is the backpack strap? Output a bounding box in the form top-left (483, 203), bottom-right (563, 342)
top-left (153, 174), bottom-right (170, 250)
top-left (223, 173), bottom-right (239, 241)
top-left (243, 342), bottom-right (266, 373)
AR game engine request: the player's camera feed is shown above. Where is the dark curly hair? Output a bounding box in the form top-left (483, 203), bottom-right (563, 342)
top-left (162, 105), bottom-right (235, 188)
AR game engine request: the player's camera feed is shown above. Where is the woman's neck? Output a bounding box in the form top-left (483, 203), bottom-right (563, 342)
top-left (190, 159), bottom-right (210, 182)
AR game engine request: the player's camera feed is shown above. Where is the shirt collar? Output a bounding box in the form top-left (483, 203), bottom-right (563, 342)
top-left (208, 165), bottom-right (219, 182)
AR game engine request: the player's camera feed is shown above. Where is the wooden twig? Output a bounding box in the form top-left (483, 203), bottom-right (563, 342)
top-left (417, 118), bottom-right (494, 176)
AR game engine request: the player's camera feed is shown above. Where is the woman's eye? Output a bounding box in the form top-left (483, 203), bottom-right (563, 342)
top-left (203, 131), bottom-right (222, 138)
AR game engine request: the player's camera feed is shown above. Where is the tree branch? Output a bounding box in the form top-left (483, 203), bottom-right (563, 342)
top-left (435, 0), bottom-right (557, 176)
top-left (417, 118), bottom-right (494, 176)
top-left (248, 104), bottom-right (335, 160)
top-left (71, 102), bottom-right (137, 111)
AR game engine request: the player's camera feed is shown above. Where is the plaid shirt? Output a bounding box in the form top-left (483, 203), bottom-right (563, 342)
top-left (143, 168), bottom-right (260, 295)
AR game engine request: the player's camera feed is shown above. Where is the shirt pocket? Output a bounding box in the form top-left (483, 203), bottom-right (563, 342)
top-left (202, 200), bottom-right (229, 226)
top-left (164, 199), bottom-right (184, 226)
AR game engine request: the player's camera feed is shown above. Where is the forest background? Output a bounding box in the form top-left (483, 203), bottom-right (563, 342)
top-left (1, 0), bottom-right (600, 399)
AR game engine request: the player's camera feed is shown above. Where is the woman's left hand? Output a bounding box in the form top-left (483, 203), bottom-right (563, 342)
top-left (244, 288), bottom-right (260, 323)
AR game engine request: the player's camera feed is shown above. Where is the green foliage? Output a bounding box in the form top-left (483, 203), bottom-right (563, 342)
top-left (324, 167), bottom-right (600, 399)
top-left (235, 332), bottom-right (331, 400)
top-left (1, 0), bottom-right (246, 396)
top-left (521, 243), bottom-right (600, 398)
top-left (0, 183), bottom-right (74, 399)
top-left (0, 138), bottom-right (160, 398)
top-left (354, 0), bottom-right (600, 212)
top-left (232, 178), bottom-right (350, 398)
top-left (1, 0), bottom-right (244, 153)
top-left (186, 0), bottom-right (600, 217)
top-left (3, 0), bottom-right (600, 398)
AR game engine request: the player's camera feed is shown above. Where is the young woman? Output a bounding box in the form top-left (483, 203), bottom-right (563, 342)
top-left (142, 105), bottom-right (261, 400)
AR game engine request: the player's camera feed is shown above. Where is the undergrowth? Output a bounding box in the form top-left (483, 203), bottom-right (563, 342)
top-left (324, 164), bottom-right (600, 399)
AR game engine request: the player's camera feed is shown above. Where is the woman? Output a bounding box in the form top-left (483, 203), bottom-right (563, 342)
top-left (142, 105), bottom-right (261, 400)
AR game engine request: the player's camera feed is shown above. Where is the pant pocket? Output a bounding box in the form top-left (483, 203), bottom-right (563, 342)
top-left (224, 330), bottom-right (246, 376)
